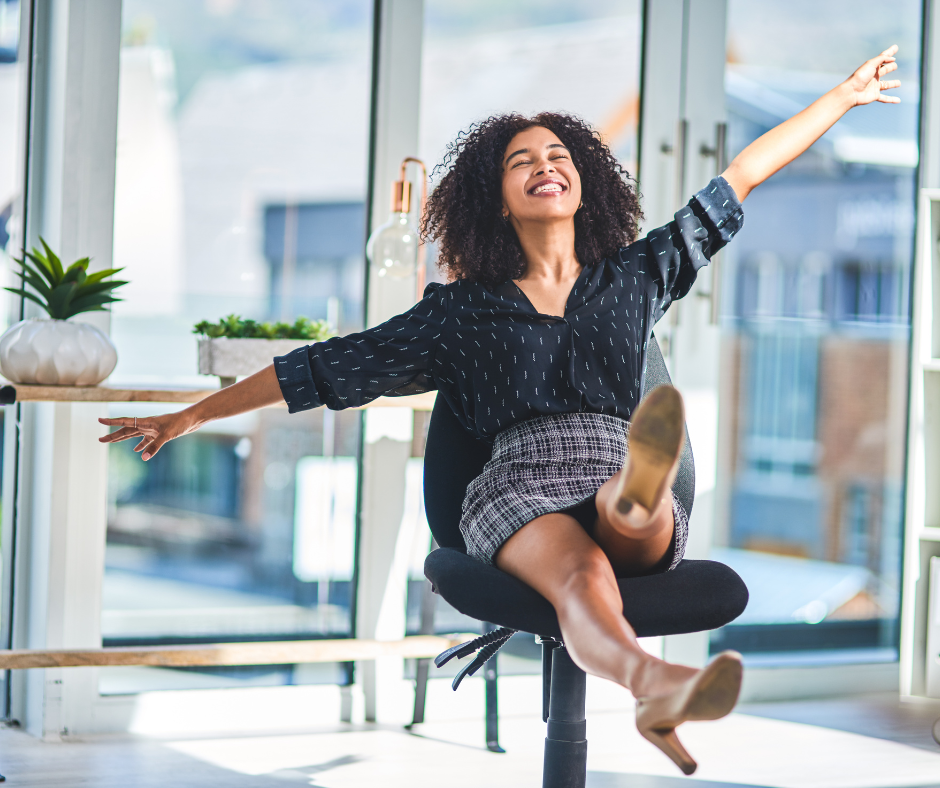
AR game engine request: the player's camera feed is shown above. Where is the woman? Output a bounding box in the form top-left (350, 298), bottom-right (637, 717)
top-left (100, 46), bottom-right (901, 774)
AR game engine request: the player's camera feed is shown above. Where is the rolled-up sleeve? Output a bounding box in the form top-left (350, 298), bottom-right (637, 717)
top-left (274, 282), bottom-right (448, 413)
top-left (623, 175), bottom-right (743, 323)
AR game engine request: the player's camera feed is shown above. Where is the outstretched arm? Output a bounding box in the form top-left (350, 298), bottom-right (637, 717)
top-left (722, 45), bottom-right (901, 202)
top-left (99, 284), bottom-right (448, 460)
top-left (98, 363), bottom-right (283, 460)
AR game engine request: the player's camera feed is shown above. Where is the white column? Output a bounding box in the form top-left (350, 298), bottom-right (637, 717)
top-left (664, 0), bottom-right (729, 670)
top-left (9, 0), bottom-right (122, 737)
top-left (636, 0), bottom-right (685, 232)
top-left (355, 0), bottom-right (424, 723)
top-left (922, 0), bottom-right (940, 193)
top-left (667, 0), bottom-right (728, 556)
top-left (637, 0), bottom-right (729, 669)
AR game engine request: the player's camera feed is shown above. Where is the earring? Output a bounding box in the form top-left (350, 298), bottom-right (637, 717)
top-left (577, 201), bottom-right (584, 211)
top-left (501, 212), bottom-right (510, 223)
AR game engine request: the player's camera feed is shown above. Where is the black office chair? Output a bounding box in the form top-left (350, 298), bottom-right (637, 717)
top-left (421, 335), bottom-right (749, 788)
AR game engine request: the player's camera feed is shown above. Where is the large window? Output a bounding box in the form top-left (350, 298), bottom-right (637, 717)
top-left (0, 0), bottom-right (20, 327)
top-left (710, 0), bottom-right (922, 662)
top-left (0, 0), bottom-right (22, 713)
top-left (102, 0), bottom-right (373, 694)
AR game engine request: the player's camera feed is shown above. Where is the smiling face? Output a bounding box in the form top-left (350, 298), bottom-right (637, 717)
top-left (501, 125), bottom-right (582, 226)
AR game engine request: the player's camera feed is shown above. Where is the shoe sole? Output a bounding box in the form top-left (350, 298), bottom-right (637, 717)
top-left (636, 651), bottom-right (744, 729)
top-left (616, 385), bottom-right (685, 513)
top-left (685, 651), bottom-right (744, 722)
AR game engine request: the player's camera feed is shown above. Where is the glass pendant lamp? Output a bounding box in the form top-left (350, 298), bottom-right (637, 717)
top-left (366, 157), bottom-right (427, 298)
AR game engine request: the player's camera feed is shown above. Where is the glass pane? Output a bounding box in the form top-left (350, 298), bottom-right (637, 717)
top-left (421, 0), bottom-right (642, 197)
top-left (710, 1), bottom-right (922, 663)
top-left (411, 0), bottom-right (643, 672)
top-left (0, 0), bottom-right (20, 325)
top-left (0, 0), bottom-right (21, 714)
top-left (102, 0), bottom-right (372, 694)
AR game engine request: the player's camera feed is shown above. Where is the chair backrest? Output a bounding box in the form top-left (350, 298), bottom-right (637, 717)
top-left (423, 333), bottom-right (694, 552)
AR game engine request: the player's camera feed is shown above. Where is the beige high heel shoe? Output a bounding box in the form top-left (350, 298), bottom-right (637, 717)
top-left (606, 385), bottom-right (685, 532)
top-left (635, 651), bottom-right (744, 775)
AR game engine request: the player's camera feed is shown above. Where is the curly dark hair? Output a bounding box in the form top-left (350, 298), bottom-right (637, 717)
top-left (422, 112), bottom-right (643, 289)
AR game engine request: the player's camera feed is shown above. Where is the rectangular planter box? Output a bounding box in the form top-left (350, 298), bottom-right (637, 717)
top-left (198, 337), bottom-right (312, 380)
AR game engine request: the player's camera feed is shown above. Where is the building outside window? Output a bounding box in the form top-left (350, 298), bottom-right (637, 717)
top-left (710, 0), bottom-right (920, 660)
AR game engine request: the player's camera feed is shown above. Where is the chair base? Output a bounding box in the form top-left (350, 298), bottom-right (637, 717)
top-left (542, 645), bottom-right (587, 788)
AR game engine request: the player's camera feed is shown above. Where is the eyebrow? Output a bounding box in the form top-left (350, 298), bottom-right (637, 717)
top-left (505, 143), bottom-right (569, 165)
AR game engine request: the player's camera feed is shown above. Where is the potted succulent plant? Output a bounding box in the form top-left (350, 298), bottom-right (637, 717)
top-left (194, 314), bottom-right (332, 387)
top-left (0, 240), bottom-right (126, 386)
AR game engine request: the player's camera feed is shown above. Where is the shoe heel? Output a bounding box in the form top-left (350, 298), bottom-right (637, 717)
top-left (640, 726), bottom-right (697, 775)
top-left (634, 651), bottom-right (743, 776)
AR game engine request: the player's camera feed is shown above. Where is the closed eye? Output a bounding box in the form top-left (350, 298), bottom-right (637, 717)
top-left (513, 155), bottom-right (568, 169)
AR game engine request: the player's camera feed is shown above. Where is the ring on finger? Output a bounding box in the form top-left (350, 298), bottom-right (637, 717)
top-left (135, 416), bottom-right (138, 430)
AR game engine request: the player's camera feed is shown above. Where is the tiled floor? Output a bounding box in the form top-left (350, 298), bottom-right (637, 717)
top-left (1, 676), bottom-right (939, 787)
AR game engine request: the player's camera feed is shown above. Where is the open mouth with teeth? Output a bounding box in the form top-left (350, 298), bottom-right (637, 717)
top-left (528, 180), bottom-right (568, 196)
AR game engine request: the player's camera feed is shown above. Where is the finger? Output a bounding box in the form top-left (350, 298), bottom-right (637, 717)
top-left (133, 418), bottom-right (162, 438)
top-left (877, 95), bottom-right (901, 103)
top-left (134, 436), bottom-right (153, 453)
top-left (880, 79), bottom-right (902, 90)
top-left (867, 56), bottom-right (896, 75)
top-left (99, 417), bottom-right (137, 427)
top-left (869, 52), bottom-right (896, 66)
top-left (142, 439), bottom-right (165, 461)
top-left (99, 426), bottom-right (142, 443)
top-left (877, 61), bottom-right (899, 76)
top-left (883, 44), bottom-right (899, 56)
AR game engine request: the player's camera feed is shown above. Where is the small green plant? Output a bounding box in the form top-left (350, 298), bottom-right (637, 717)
top-left (5, 238), bottom-right (127, 320)
top-left (193, 314), bottom-right (333, 341)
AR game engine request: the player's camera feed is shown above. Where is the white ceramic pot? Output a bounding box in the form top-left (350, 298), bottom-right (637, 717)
top-left (0, 318), bottom-right (118, 386)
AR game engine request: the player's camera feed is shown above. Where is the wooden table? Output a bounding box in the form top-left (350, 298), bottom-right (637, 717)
top-left (0, 384), bottom-right (441, 677)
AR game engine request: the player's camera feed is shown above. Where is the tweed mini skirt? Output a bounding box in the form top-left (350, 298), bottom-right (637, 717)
top-left (459, 411), bottom-right (689, 570)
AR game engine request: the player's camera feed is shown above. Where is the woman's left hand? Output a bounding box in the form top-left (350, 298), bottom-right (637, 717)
top-left (848, 45), bottom-right (901, 106)
top-left (723, 44), bottom-right (903, 202)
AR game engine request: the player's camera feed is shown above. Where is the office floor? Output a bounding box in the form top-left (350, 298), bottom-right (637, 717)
top-left (0, 677), bottom-right (939, 788)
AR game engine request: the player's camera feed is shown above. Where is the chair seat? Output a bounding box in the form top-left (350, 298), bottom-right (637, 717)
top-left (424, 548), bottom-right (749, 640)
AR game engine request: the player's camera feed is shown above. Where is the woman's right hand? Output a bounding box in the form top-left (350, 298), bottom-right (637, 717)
top-left (97, 365), bottom-right (285, 460)
top-left (98, 410), bottom-right (197, 460)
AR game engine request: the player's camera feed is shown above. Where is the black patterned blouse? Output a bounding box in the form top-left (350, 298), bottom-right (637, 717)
top-left (275, 176), bottom-right (743, 441)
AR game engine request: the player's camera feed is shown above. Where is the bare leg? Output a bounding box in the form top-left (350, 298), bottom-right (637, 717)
top-left (495, 512), bottom-right (696, 698)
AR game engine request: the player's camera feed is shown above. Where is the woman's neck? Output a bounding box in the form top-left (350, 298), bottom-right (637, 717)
top-left (513, 218), bottom-right (580, 284)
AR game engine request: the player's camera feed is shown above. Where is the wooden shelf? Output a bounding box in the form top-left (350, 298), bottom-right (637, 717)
top-left (0, 633), bottom-right (467, 670)
top-left (0, 383), bottom-right (215, 404)
top-left (0, 383), bottom-right (438, 411)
